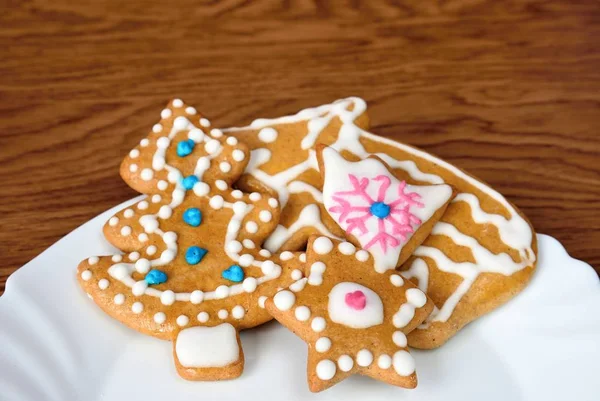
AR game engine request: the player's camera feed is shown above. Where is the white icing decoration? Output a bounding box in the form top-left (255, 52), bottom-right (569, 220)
top-left (175, 324), bottom-right (239, 368)
top-left (129, 164), bottom-right (138, 172)
top-left (291, 269), bottom-right (303, 280)
top-left (242, 277), bottom-right (257, 293)
top-left (186, 106), bottom-right (196, 115)
top-left (393, 350), bottom-right (415, 376)
top-left (231, 190), bottom-right (243, 199)
top-left (392, 331), bottom-right (407, 347)
top-left (280, 251), bottom-right (294, 261)
top-left (190, 290), bottom-right (204, 304)
top-left (197, 312), bottom-right (209, 323)
top-left (245, 221), bottom-right (258, 233)
top-left (108, 217), bottom-right (119, 226)
top-left (160, 290), bottom-right (175, 306)
top-left (152, 124), bottom-right (162, 133)
top-left (337, 355), bottom-right (353, 372)
top-left (151, 194), bottom-right (161, 203)
top-left (313, 236), bottom-right (333, 255)
top-left (232, 149), bottom-right (245, 162)
top-left (311, 317), bottom-right (326, 332)
top-left (172, 99), bottom-right (183, 107)
top-left (356, 349), bottom-right (373, 367)
top-left (289, 278), bottom-right (307, 292)
top-left (232, 305), bottom-right (245, 319)
top-left (160, 109), bottom-right (172, 119)
top-left (140, 138), bottom-right (149, 147)
top-left (338, 242), bottom-right (356, 255)
top-left (259, 249), bottom-right (271, 257)
top-left (177, 315), bottom-right (189, 327)
top-left (226, 136), bottom-right (238, 146)
top-left (81, 270), bottom-right (92, 281)
top-left (132, 281), bottom-right (148, 296)
top-left (328, 282), bottom-right (384, 329)
top-left (98, 279), bottom-right (109, 289)
top-left (242, 239), bottom-right (255, 249)
top-left (258, 296), bottom-right (267, 308)
top-left (218, 309), bottom-right (229, 319)
top-left (157, 180), bottom-right (168, 190)
top-left (299, 253), bottom-right (306, 262)
top-left (215, 180), bottom-right (228, 191)
top-left (154, 312), bottom-right (166, 324)
top-left (393, 288), bottom-right (428, 328)
top-left (268, 198), bottom-right (278, 208)
top-left (112, 255), bottom-right (122, 262)
top-left (129, 149), bottom-right (140, 158)
top-left (295, 306), bottom-right (311, 321)
top-left (199, 117), bottom-right (210, 127)
top-left (316, 359), bottom-right (336, 381)
top-left (114, 293), bottom-right (125, 305)
top-left (146, 245), bottom-right (157, 256)
top-left (220, 162), bottom-right (231, 173)
top-left (308, 262), bottom-right (326, 286)
top-left (259, 210), bottom-right (272, 222)
top-left (88, 256), bottom-right (99, 265)
top-left (273, 290), bottom-right (295, 311)
top-left (128, 252), bottom-right (140, 261)
top-left (378, 354), bottom-right (392, 369)
top-left (123, 209), bottom-right (134, 218)
top-left (140, 168), bottom-right (154, 181)
top-left (355, 250), bottom-right (369, 262)
top-left (315, 337), bottom-right (331, 353)
top-left (390, 274), bottom-right (404, 287)
top-left (210, 128), bottom-right (223, 138)
top-left (132, 302), bottom-right (144, 314)
top-left (257, 127), bottom-right (278, 143)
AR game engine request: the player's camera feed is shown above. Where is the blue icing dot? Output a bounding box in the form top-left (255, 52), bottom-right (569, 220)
top-left (145, 269), bottom-right (167, 285)
top-left (186, 246), bottom-right (208, 265)
top-left (177, 139), bottom-right (196, 157)
top-left (222, 265), bottom-right (244, 283)
top-left (370, 202), bottom-right (391, 219)
top-left (183, 208), bottom-right (202, 227)
top-left (182, 175), bottom-right (199, 190)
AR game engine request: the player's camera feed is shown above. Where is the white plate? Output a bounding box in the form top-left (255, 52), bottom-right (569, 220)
top-left (1, 197), bottom-right (599, 401)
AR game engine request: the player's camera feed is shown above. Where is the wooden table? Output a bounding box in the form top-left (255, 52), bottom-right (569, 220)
top-left (1, 0), bottom-right (599, 294)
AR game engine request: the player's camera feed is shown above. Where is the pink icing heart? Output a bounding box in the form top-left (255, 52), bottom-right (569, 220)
top-left (345, 290), bottom-right (366, 310)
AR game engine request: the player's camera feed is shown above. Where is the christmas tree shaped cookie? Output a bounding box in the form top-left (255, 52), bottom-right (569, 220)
top-left (266, 236), bottom-right (434, 392)
top-left (317, 146), bottom-right (455, 272)
top-left (77, 100), bottom-right (301, 380)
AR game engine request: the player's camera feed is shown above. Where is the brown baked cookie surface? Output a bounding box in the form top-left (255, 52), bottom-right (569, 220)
top-left (226, 97), bottom-right (537, 349)
top-left (266, 236), bottom-right (434, 392)
top-left (77, 99), bottom-right (302, 380)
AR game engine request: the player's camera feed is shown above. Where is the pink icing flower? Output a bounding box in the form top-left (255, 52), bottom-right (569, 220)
top-left (328, 174), bottom-right (424, 253)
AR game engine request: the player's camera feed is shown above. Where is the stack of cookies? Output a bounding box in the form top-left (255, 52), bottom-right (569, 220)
top-left (77, 97), bottom-right (537, 392)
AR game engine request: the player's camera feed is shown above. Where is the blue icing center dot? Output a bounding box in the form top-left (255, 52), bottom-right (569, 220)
top-left (186, 246), bottom-right (208, 265)
top-left (222, 265), bottom-right (244, 283)
top-left (145, 269), bottom-right (167, 285)
top-left (177, 139), bottom-right (196, 157)
top-left (182, 175), bottom-right (199, 190)
top-left (183, 208), bottom-right (202, 227)
top-left (370, 202), bottom-right (391, 218)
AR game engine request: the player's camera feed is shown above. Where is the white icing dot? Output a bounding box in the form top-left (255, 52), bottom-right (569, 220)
top-left (259, 210), bottom-right (272, 222)
top-left (185, 106), bottom-right (196, 115)
top-left (218, 309), bottom-right (229, 319)
top-left (132, 302), bottom-right (144, 314)
top-left (204, 139), bottom-right (220, 154)
top-left (393, 331), bottom-right (408, 347)
top-left (311, 317), bottom-right (326, 332)
top-left (289, 278), bottom-right (307, 292)
top-left (114, 293), bottom-right (125, 305)
top-left (291, 269), bottom-right (303, 280)
top-left (215, 180), bottom-right (228, 191)
top-left (188, 128), bottom-right (204, 142)
top-left (232, 305), bottom-right (245, 319)
top-left (123, 209), bottom-right (134, 218)
top-left (245, 221), bottom-right (258, 233)
top-left (154, 312), bottom-right (166, 324)
top-left (140, 138), bottom-right (149, 147)
top-left (393, 351), bottom-right (416, 376)
top-left (152, 124), bottom-right (162, 133)
top-left (129, 149), bottom-right (140, 158)
top-left (120, 226), bottom-right (131, 236)
top-left (199, 117), bottom-right (210, 127)
top-left (242, 277), bottom-right (258, 293)
top-left (406, 288), bottom-right (427, 308)
top-left (157, 180), bottom-right (168, 191)
top-left (231, 190), bottom-right (243, 199)
top-left (242, 239), bottom-right (255, 249)
top-left (356, 349), bottom-right (373, 367)
top-left (338, 355), bottom-right (354, 372)
top-left (259, 249), bottom-right (271, 257)
top-left (258, 296), bottom-right (267, 308)
top-left (151, 194), bottom-right (162, 203)
top-left (390, 274), bottom-right (404, 287)
top-left (338, 242), bottom-right (356, 255)
top-left (315, 337), bottom-right (331, 353)
top-left (177, 315), bottom-right (189, 327)
top-left (111, 254), bottom-right (123, 262)
top-left (273, 290), bottom-right (295, 311)
top-left (161, 108), bottom-right (172, 119)
top-left (163, 231), bottom-right (177, 244)
top-left (258, 127), bottom-right (278, 143)
top-left (219, 162), bottom-right (231, 173)
top-left (135, 258), bottom-right (151, 274)
top-left (260, 260), bottom-right (277, 275)
top-left (108, 217), bottom-right (119, 226)
top-left (280, 251), bottom-right (294, 261)
top-left (308, 262), bottom-right (326, 286)
top-left (249, 192), bottom-right (261, 202)
top-left (158, 205), bottom-right (172, 219)
top-left (378, 354), bottom-right (392, 369)
top-left (146, 245), bottom-right (157, 256)
top-left (137, 201), bottom-right (148, 210)
top-left (316, 359), bottom-right (336, 381)
top-left (172, 99), bottom-right (183, 108)
top-left (88, 256), bottom-right (99, 265)
top-left (138, 233), bottom-right (149, 242)
top-left (128, 252), bottom-right (140, 261)
top-left (239, 254), bottom-right (254, 267)
top-left (216, 285), bottom-right (230, 299)
top-left (313, 237), bottom-right (333, 255)
top-left (140, 168), bottom-right (154, 181)
top-left (355, 250), bottom-right (369, 262)
top-left (161, 290), bottom-right (175, 306)
top-left (81, 270), bottom-right (92, 281)
top-left (299, 253), bottom-right (306, 263)
top-left (193, 182), bottom-right (210, 197)
top-left (132, 280), bottom-right (148, 296)
top-left (110, 265), bottom-right (127, 280)
top-left (295, 306), bottom-right (311, 321)
top-left (210, 128), bottom-right (223, 138)
top-left (129, 164), bottom-right (138, 173)
top-left (227, 240), bottom-right (243, 254)
top-left (190, 290), bottom-right (204, 305)
top-left (232, 149), bottom-right (245, 162)
top-left (268, 198), bottom-right (278, 208)
top-left (209, 195), bottom-right (224, 210)
top-left (197, 311), bottom-right (209, 323)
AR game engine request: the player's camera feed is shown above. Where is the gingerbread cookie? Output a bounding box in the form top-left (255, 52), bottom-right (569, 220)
top-left (77, 99), bottom-right (302, 380)
top-left (224, 97), bottom-right (537, 348)
top-left (265, 236), bottom-right (434, 392)
top-left (316, 146), bottom-right (454, 272)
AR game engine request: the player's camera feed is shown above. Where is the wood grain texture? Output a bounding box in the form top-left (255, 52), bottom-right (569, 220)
top-left (1, 0), bottom-right (599, 294)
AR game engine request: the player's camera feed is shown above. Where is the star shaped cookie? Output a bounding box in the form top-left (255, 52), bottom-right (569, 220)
top-left (265, 236), bottom-right (434, 392)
